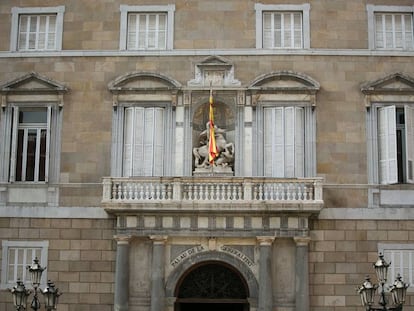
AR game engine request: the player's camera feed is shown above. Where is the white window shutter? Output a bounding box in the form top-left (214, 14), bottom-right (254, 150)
top-left (405, 105), bottom-right (414, 183)
top-left (378, 106), bottom-right (398, 184)
top-left (153, 108), bottom-right (165, 176)
top-left (44, 106), bottom-right (51, 182)
top-left (134, 107), bottom-right (146, 176)
top-left (123, 107), bottom-right (134, 176)
top-left (9, 107), bottom-right (19, 182)
top-left (284, 107), bottom-right (295, 177)
top-left (295, 107), bottom-right (305, 177)
top-left (143, 108), bottom-right (155, 176)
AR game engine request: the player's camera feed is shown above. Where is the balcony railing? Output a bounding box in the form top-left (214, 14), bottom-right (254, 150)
top-left (102, 177), bottom-right (323, 204)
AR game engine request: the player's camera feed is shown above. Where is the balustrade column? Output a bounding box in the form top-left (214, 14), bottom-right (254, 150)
top-left (150, 235), bottom-right (168, 311)
top-left (294, 236), bottom-right (311, 311)
top-left (114, 235), bottom-right (131, 311)
top-left (257, 236), bottom-right (275, 311)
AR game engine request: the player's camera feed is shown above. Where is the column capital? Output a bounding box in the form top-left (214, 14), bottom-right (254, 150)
top-left (114, 234), bottom-right (132, 244)
top-left (149, 235), bottom-right (168, 245)
top-left (294, 236), bottom-right (311, 246)
top-left (257, 236), bottom-right (275, 246)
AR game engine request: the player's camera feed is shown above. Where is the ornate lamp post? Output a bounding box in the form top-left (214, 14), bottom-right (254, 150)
top-left (9, 257), bottom-right (62, 311)
top-left (357, 253), bottom-right (409, 311)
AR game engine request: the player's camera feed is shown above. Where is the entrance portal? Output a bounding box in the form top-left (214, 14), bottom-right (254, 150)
top-left (175, 262), bottom-right (249, 311)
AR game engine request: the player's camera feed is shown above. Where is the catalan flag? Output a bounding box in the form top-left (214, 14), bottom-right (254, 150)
top-left (208, 89), bottom-right (219, 164)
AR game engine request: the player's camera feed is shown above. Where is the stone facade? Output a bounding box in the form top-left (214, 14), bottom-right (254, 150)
top-left (0, 1), bottom-right (414, 311)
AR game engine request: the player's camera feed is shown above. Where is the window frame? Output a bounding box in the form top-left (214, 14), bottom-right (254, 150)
top-left (367, 5), bottom-right (414, 51)
top-left (10, 6), bottom-right (65, 52)
top-left (112, 101), bottom-right (174, 177)
top-left (254, 101), bottom-right (315, 178)
top-left (1, 240), bottom-right (49, 289)
top-left (119, 4), bottom-right (175, 51)
top-left (367, 102), bottom-right (414, 185)
top-left (255, 3), bottom-right (310, 49)
top-left (378, 243), bottom-right (414, 292)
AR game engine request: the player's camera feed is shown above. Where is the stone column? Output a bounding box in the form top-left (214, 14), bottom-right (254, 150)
top-left (294, 237), bottom-right (311, 311)
top-left (150, 235), bottom-right (168, 311)
top-left (114, 235), bottom-right (131, 311)
top-left (257, 236), bottom-right (275, 311)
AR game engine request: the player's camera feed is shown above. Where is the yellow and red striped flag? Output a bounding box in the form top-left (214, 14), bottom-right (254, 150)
top-left (208, 89), bottom-right (219, 164)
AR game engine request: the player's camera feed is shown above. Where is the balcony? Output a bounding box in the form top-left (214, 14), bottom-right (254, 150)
top-left (102, 176), bottom-right (324, 214)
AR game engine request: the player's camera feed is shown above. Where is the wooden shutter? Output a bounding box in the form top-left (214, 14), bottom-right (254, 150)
top-left (284, 107), bottom-right (295, 177)
top-left (44, 106), bottom-right (51, 182)
top-left (264, 107), bottom-right (284, 177)
top-left (9, 107), bottom-right (19, 182)
top-left (405, 105), bottom-right (414, 183)
top-left (134, 107), bottom-right (146, 176)
top-left (153, 108), bottom-right (164, 176)
top-left (378, 106), bottom-right (398, 184)
top-left (294, 107), bottom-right (305, 177)
top-left (123, 107), bottom-right (134, 176)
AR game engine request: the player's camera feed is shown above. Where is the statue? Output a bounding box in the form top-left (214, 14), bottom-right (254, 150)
top-left (193, 122), bottom-right (235, 169)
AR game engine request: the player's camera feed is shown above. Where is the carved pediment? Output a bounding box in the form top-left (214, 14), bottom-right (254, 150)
top-left (108, 72), bottom-right (181, 93)
top-left (248, 71), bottom-right (320, 94)
top-left (188, 55), bottom-right (241, 87)
top-left (0, 72), bottom-right (68, 94)
top-left (361, 72), bottom-right (414, 94)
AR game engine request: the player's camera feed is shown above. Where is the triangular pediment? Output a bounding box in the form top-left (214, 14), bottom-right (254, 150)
top-left (361, 72), bottom-right (414, 94)
top-left (0, 72), bottom-right (68, 94)
top-left (249, 71), bottom-right (320, 93)
top-left (188, 55), bottom-right (241, 87)
top-left (108, 72), bottom-right (181, 93)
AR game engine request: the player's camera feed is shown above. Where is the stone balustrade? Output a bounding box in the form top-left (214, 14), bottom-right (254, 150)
top-left (102, 176), bottom-right (323, 204)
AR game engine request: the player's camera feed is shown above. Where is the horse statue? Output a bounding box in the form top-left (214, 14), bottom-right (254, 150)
top-left (193, 122), bottom-right (235, 168)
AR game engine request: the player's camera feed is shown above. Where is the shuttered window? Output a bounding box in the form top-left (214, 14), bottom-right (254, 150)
top-left (18, 14), bottom-right (57, 51)
top-left (383, 249), bottom-right (414, 288)
top-left (263, 12), bottom-right (303, 48)
top-left (375, 13), bottom-right (414, 50)
top-left (377, 105), bottom-right (414, 184)
top-left (263, 106), bottom-right (304, 177)
top-left (1, 241), bottom-right (48, 288)
top-left (123, 107), bottom-right (164, 176)
top-left (127, 13), bottom-right (167, 50)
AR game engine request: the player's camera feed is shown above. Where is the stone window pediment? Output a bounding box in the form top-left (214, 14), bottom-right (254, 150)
top-left (108, 71), bottom-right (181, 94)
top-left (361, 72), bottom-right (414, 96)
top-left (187, 56), bottom-right (241, 87)
top-left (0, 72), bottom-right (68, 97)
top-left (248, 71), bottom-right (320, 95)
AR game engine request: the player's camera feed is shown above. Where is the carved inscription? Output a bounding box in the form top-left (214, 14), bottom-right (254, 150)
top-left (220, 245), bottom-right (255, 267)
top-left (170, 245), bottom-right (206, 268)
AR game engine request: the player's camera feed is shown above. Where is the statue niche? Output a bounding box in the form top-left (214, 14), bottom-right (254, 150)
top-left (192, 101), bottom-right (235, 176)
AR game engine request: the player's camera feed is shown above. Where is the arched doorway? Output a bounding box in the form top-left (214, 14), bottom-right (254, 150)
top-left (175, 261), bottom-right (249, 311)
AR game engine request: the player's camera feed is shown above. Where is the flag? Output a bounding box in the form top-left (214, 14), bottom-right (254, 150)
top-left (208, 89), bottom-right (219, 164)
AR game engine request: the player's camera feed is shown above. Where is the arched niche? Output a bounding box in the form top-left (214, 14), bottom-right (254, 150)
top-left (191, 96), bottom-right (236, 171)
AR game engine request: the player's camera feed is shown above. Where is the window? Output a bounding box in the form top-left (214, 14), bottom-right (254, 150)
top-left (250, 72), bottom-right (319, 177)
top-left (263, 106), bottom-right (304, 177)
top-left (10, 6), bottom-right (65, 51)
top-left (108, 72), bottom-right (179, 177)
top-left (255, 4), bottom-right (310, 49)
top-left (1, 241), bottom-right (48, 289)
top-left (379, 244), bottom-right (414, 291)
top-left (119, 5), bottom-right (175, 50)
top-left (377, 105), bottom-right (414, 184)
top-left (0, 72), bottom-right (67, 205)
top-left (11, 107), bottom-right (50, 182)
top-left (123, 107), bottom-right (165, 176)
top-left (367, 5), bottom-right (414, 50)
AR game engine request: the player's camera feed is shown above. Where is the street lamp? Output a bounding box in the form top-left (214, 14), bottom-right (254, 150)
top-left (357, 253), bottom-right (409, 311)
top-left (9, 257), bottom-right (62, 311)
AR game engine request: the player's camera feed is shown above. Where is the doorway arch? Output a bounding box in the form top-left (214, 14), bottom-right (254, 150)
top-left (174, 261), bottom-right (249, 311)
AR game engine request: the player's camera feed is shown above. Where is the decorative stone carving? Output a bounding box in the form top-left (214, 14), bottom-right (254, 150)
top-left (193, 122), bottom-right (235, 173)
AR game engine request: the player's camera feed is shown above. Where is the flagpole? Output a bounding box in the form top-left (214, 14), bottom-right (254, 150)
top-left (208, 84), bottom-right (219, 167)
